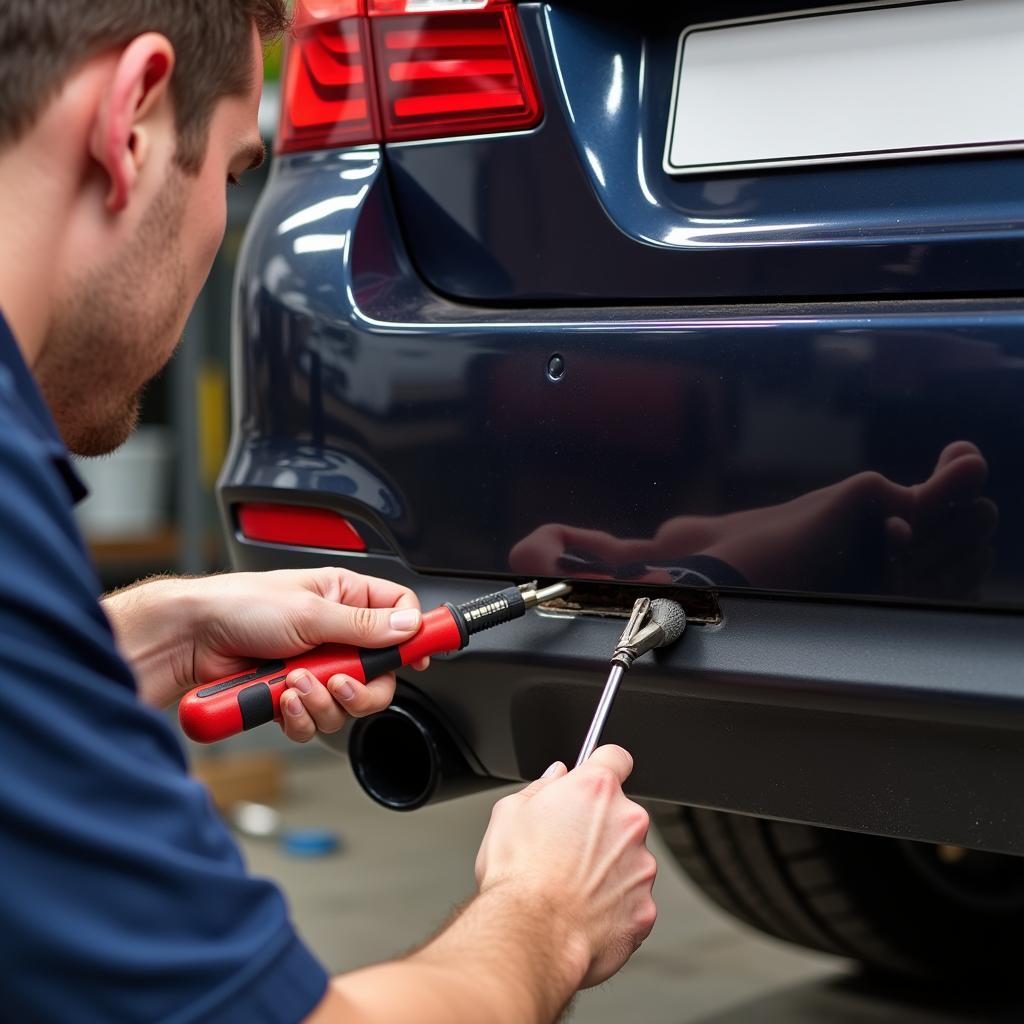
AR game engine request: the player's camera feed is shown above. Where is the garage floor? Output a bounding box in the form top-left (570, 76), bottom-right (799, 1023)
top-left (237, 755), bottom-right (1024, 1023)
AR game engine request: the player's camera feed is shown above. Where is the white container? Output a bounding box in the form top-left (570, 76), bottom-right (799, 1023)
top-left (74, 426), bottom-right (175, 540)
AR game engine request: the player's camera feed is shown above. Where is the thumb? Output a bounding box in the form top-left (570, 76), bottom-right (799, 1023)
top-left (584, 744), bottom-right (634, 786)
top-left (520, 760), bottom-right (567, 799)
top-left (300, 598), bottom-right (422, 648)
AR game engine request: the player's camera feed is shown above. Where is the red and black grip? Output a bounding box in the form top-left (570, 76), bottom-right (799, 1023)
top-left (178, 604), bottom-right (466, 743)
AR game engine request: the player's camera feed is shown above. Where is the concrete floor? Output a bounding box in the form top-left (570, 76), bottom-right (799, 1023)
top-left (237, 754), bottom-right (1024, 1023)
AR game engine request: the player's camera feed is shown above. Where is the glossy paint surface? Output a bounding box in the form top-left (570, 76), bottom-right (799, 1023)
top-left (223, 142), bottom-right (1024, 610)
top-left (388, 3), bottom-right (1024, 302)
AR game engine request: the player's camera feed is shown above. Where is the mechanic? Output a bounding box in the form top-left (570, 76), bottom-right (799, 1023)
top-left (0, 3), bottom-right (657, 1022)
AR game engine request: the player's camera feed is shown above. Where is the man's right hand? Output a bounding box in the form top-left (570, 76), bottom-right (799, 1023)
top-left (310, 744), bottom-right (656, 1024)
top-left (474, 744), bottom-right (658, 987)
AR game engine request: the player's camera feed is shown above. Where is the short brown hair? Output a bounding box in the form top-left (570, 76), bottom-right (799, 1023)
top-left (0, 0), bottom-right (290, 172)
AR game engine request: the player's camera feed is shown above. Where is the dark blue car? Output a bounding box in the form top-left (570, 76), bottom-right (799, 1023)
top-left (221, 0), bottom-right (1024, 982)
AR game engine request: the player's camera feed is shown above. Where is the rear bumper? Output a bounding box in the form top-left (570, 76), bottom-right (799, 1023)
top-left (220, 530), bottom-right (1024, 857)
top-left (222, 150), bottom-right (1024, 854)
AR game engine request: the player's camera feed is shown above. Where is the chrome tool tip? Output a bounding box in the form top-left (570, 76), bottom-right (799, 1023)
top-left (650, 598), bottom-right (687, 644)
top-left (612, 596), bottom-right (686, 668)
top-left (520, 580), bottom-right (573, 607)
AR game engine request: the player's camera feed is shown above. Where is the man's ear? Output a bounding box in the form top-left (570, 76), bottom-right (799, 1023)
top-left (89, 33), bottom-right (176, 213)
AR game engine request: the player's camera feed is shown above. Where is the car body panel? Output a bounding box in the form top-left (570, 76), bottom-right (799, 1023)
top-left (221, 1), bottom-right (1024, 853)
top-left (225, 150), bottom-right (1024, 609)
top-left (388, 3), bottom-right (1024, 303)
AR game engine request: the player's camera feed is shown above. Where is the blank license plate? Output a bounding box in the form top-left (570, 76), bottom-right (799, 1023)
top-left (664, 0), bottom-right (1024, 176)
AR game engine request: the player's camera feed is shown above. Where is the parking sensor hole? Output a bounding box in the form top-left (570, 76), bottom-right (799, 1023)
top-left (546, 353), bottom-right (565, 381)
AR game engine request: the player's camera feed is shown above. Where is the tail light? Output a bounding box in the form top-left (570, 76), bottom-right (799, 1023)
top-left (278, 0), bottom-right (542, 153)
top-left (279, 0), bottom-right (378, 151)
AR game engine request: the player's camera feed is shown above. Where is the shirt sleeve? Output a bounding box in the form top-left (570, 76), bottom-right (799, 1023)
top-left (0, 419), bottom-right (329, 1023)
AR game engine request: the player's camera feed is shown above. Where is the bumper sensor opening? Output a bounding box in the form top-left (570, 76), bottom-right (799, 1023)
top-left (537, 580), bottom-right (722, 627)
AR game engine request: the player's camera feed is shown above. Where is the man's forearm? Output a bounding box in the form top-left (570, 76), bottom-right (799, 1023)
top-left (308, 884), bottom-right (587, 1024)
top-left (102, 577), bottom-right (198, 708)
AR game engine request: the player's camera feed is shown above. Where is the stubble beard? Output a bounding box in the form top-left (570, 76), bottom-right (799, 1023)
top-left (37, 172), bottom-right (190, 457)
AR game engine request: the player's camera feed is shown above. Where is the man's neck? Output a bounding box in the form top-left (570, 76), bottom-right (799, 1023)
top-left (0, 149), bottom-right (68, 368)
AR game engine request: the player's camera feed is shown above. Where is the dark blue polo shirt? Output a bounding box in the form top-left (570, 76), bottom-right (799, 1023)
top-left (0, 313), bottom-right (328, 1022)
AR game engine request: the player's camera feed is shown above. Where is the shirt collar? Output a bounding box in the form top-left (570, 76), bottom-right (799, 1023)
top-left (0, 312), bottom-right (88, 504)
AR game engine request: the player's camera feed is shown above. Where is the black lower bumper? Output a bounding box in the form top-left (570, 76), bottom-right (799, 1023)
top-left (225, 527), bottom-right (1024, 857)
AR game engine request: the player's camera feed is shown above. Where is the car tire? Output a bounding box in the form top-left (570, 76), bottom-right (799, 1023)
top-left (653, 805), bottom-right (1024, 984)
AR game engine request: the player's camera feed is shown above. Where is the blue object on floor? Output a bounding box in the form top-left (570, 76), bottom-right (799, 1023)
top-left (281, 828), bottom-right (341, 857)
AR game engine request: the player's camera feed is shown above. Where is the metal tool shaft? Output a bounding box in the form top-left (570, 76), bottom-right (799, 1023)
top-left (525, 580), bottom-right (573, 606)
top-left (575, 663), bottom-right (625, 766)
top-left (573, 596), bottom-right (685, 766)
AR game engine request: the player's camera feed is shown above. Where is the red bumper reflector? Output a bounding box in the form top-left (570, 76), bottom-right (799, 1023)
top-left (238, 504), bottom-right (367, 552)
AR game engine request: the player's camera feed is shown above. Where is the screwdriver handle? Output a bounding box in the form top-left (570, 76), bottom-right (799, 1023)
top-left (178, 604), bottom-right (466, 743)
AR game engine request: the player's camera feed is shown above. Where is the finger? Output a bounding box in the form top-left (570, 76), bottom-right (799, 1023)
top-left (334, 571), bottom-right (423, 615)
top-left (635, 568), bottom-right (676, 586)
top-left (327, 671), bottom-right (397, 719)
top-left (520, 760), bottom-right (568, 798)
top-left (841, 471), bottom-right (915, 524)
top-left (509, 524), bottom-right (573, 575)
top-left (583, 744), bottom-right (634, 785)
top-left (936, 440), bottom-right (982, 468)
top-left (302, 598), bottom-right (422, 648)
top-left (915, 450), bottom-right (988, 517)
top-left (884, 516), bottom-right (913, 550)
top-left (278, 688), bottom-right (316, 743)
top-left (409, 656), bottom-right (430, 672)
top-left (288, 669), bottom-right (347, 734)
top-left (510, 524), bottom-right (652, 577)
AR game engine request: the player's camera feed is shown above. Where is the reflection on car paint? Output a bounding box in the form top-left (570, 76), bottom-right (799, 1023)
top-left (221, 145), bottom-right (1024, 609)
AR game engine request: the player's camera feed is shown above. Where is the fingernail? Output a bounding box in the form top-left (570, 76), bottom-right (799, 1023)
top-left (284, 694), bottom-right (304, 716)
top-left (334, 680), bottom-right (355, 701)
top-left (542, 761), bottom-right (562, 779)
top-left (294, 672), bottom-right (313, 695)
top-left (390, 609), bottom-right (420, 631)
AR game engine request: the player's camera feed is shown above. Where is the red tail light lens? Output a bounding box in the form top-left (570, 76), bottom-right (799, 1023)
top-left (278, 0), bottom-right (378, 153)
top-left (238, 503), bottom-right (368, 552)
top-left (369, 2), bottom-right (541, 141)
top-left (279, 0), bottom-right (542, 152)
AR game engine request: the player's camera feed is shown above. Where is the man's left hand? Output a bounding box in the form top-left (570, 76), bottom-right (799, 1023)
top-left (102, 568), bottom-right (427, 742)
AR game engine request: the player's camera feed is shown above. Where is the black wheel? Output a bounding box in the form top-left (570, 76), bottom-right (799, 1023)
top-left (653, 805), bottom-right (1024, 984)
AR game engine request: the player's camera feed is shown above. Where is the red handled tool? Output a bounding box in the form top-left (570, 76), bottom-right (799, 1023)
top-left (179, 580), bottom-right (571, 743)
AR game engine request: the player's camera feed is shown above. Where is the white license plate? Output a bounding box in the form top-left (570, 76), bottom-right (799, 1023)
top-left (664, 0), bottom-right (1024, 176)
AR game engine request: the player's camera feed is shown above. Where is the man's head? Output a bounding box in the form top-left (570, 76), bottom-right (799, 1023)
top-left (0, 1), bottom-right (289, 454)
